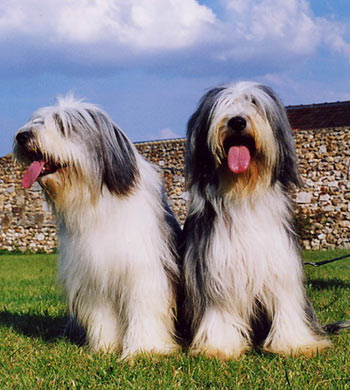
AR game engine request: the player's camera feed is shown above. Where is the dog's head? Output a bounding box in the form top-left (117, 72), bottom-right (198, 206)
top-left (13, 95), bottom-right (138, 204)
top-left (186, 81), bottom-right (301, 197)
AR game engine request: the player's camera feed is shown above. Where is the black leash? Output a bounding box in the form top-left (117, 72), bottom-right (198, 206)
top-left (304, 252), bottom-right (350, 334)
top-left (304, 253), bottom-right (350, 267)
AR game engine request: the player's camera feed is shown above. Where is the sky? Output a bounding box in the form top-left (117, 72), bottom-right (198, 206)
top-left (1, 0), bottom-right (350, 157)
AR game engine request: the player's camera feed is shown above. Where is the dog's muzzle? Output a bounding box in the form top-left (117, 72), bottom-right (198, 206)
top-left (16, 129), bottom-right (33, 146)
top-left (15, 128), bottom-right (65, 189)
top-left (223, 116), bottom-right (255, 174)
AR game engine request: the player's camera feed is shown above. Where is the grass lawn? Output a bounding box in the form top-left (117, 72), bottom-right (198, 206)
top-left (0, 250), bottom-right (349, 389)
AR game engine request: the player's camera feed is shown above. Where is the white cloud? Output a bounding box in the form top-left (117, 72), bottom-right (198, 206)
top-left (0, 4), bottom-right (24, 31)
top-left (319, 19), bottom-right (350, 59)
top-left (0, 0), bottom-right (216, 49)
top-left (222, 0), bottom-right (350, 58)
top-left (223, 0), bottom-right (318, 54)
top-left (122, 0), bottom-right (216, 49)
top-left (0, 0), bottom-right (349, 74)
top-left (158, 128), bottom-right (180, 139)
top-left (144, 127), bottom-right (181, 142)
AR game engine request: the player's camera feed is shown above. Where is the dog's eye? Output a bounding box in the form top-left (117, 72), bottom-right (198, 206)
top-left (32, 118), bottom-right (44, 125)
top-left (251, 98), bottom-right (262, 113)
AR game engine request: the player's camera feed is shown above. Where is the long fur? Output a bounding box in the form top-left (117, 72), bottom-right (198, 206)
top-left (180, 81), bottom-right (331, 359)
top-left (14, 95), bottom-right (181, 358)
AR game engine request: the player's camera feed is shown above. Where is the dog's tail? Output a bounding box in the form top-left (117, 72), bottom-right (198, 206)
top-left (324, 320), bottom-right (350, 335)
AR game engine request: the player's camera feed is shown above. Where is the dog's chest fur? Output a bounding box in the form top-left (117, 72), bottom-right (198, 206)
top-left (204, 186), bottom-right (302, 311)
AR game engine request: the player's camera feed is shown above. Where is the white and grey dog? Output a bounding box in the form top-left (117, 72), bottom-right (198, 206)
top-left (14, 96), bottom-right (180, 359)
top-left (180, 81), bottom-right (331, 359)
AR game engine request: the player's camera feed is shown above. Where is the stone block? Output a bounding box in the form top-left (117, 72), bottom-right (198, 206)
top-left (295, 192), bottom-right (312, 204)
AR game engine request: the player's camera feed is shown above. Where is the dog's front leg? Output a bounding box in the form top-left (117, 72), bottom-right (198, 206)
top-left (190, 306), bottom-right (250, 359)
top-left (82, 299), bottom-right (124, 353)
top-left (120, 275), bottom-right (179, 359)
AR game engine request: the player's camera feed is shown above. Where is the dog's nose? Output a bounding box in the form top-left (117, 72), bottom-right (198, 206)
top-left (227, 116), bottom-right (246, 132)
top-left (16, 130), bottom-right (32, 145)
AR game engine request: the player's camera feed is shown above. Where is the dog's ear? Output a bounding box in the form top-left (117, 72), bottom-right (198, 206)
top-left (101, 123), bottom-right (139, 196)
top-left (186, 87), bottom-right (224, 193)
top-left (87, 109), bottom-right (139, 196)
top-left (53, 113), bottom-right (65, 135)
top-left (258, 85), bottom-right (302, 188)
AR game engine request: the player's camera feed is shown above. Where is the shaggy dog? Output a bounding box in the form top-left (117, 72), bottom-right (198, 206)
top-left (14, 96), bottom-right (180, 359)
top-left (180, 81), bottom-right (331, 359)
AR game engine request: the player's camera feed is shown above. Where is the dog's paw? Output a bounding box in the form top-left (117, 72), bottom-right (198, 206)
top-left (264, 337), bottom-right (332, 357)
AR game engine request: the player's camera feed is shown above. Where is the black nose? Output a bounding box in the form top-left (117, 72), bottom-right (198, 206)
top-left (16, 130), bottom-right (32, 145)
top-left (227, 116), bottom-right (246, 132)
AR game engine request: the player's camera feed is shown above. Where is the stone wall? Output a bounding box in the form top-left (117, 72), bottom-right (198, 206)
top-left (291, 127), bottom-right (349, 250)
top-left (135, 139), bottom-right (187, 224)
top-left (0, 155), bottom-right (57, 253)
top-left (0, 127), bottom-right (349, 252)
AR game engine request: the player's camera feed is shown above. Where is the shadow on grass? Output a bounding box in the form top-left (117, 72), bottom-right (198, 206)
top-left (307, 278), bottom-right (350, 290)
top-left (0, 310), bottom-right (86, 345)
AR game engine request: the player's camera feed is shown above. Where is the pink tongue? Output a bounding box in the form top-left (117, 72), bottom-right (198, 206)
top-left (22, 161), bottom-right (45, 189)
top-left (228, 146), bottom-right (251, 174)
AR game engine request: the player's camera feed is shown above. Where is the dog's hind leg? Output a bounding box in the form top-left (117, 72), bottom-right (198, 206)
top-left (262, 288), bottom-right (331, 357)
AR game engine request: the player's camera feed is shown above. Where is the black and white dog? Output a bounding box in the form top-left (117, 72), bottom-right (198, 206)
top-left (14, 96), bottom-right (180, 359)
top-left (180, 81), bottom-right (331, 359)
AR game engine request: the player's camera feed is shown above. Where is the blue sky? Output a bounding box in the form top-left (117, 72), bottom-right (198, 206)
top-left (1, 0), bottom-right (350, 157)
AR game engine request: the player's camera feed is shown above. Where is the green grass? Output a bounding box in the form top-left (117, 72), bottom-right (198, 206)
top-left (0, 250), bottom-right (349, 390)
